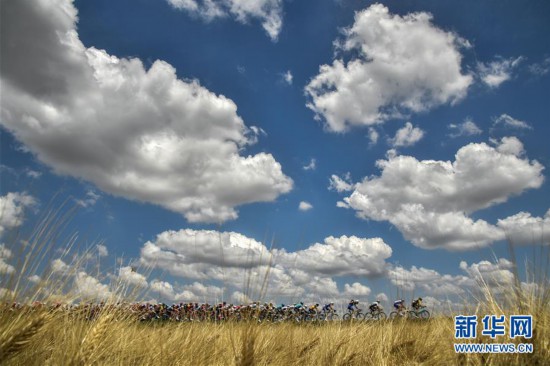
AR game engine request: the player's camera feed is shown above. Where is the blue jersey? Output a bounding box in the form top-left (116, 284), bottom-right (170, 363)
top-left (348, 302), bottom-right (357, 311)
top-left (323, 304), bottom-right (332, 312)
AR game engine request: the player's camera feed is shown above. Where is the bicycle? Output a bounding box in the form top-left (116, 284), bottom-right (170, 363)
top-left (343, 308), bottom-right (364, 321)
top-left (364, 308), bottom-right (387, 321)
top-left (407, 306), bottom-right (430, 320)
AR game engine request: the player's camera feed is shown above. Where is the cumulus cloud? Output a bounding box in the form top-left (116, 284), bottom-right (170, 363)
top-left (477, 56), bottom-right (523, 88)
top-left (0, 244), bottom-right (15, 275)
top-left (389, 265), bottom-right (471, 295)
top-left (305, 4), bottom-right (472, 132)
top-left (459, 258), bottom-right (515, 288)
top-left (389, 122), bottom-right (424, 147)
top-left (278, 235), bottom-right (392, 278)
top-left (336, 137), bottom-right (544, 250)
top-left (343, 282), bottom-right (371, 297)
top-left (140, 230), bottom-right (393, 301)
top-left (0, 192), bottom-right (36, 236)
top-left (166, 0), bottom-right (283, 41)
top-left (96, 244), bottom-right (108, 257)
top-left (0, 0), bottom-right (292, 224)
top-left (51, 258), bottom-right (71, 274)
top-left (118, 266), bottom-right (148, 287)
top-left (74, 271), bottom-right (112, 300)
top-left (298, 201), bottom-right (313, 211)
top-left (448, 118), bottom-right (482, 138)
top-left (497, 209), bottom-right (550, 245)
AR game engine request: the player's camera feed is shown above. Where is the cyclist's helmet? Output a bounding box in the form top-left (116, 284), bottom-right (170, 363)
top-left (419, 297), bottom-right (422, 301)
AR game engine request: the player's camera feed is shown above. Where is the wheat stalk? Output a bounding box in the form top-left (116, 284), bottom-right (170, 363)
top-left (73, 313), bottom-right (113, 366)
top-left (0, 313), bottom-right (47, 361)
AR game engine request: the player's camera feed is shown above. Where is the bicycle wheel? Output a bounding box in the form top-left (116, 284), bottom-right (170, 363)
top-left (356, 312), bottom-right (365, 321)
top-left (343, 313), bottom-right (351, 321)
top-left (375, 311), bottom-right (387, 320)
top-left (329, 313), bottom-right (340, 321)
top-left (419, 310), bottom-right (430, 320)
top-left (364, 312), bottom-right (373, 321)
top-left (389, 311), bottom-right (398, 320)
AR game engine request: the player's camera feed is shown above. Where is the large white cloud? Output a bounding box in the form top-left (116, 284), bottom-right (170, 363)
top-left (337, 137), bottom-right (544, 250)
top-left (388, 265), bottom-right (472, 295)
top-left (497, 209), bottom-right (550, 245)
top-left (74, 271), bottom-right (112, 300)
top-left (0, 192), bottom-right (36, 237)
top-left (0, 0), bottom-right (292, 224)
top-left (140, 229), bottom-right (392, 301)
top-left (305, 4), bottom-right (473, 132)
top-left (459, 258), bottom-right (515, 288)
top-left (166, 0), bottom-right (283, 41)
top-left (277, 235), bottom-right (392, 278)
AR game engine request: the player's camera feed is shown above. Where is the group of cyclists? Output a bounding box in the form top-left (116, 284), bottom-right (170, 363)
top-left (2, 297), bottom-right (429, 322)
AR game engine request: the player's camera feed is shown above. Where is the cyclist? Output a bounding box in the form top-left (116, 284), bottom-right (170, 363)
top-left (309, 303), bottom-right (320, 313)
top-left (369, 300), bottom-right (381, 313)
top-left (347, 299), bottom-right (359, 313)
top-left (322, 302), bottom-right (334, 313)
top-left (411, 297), bottom-right (423, 310)
top-left (393, 299), bottom-right (406, 313)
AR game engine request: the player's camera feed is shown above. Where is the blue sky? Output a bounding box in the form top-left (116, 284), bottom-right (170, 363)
top-left (1, 0), bottom-right (549, 308)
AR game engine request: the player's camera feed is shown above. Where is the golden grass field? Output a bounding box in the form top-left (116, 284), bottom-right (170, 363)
top-left (0, 304), bottom-right (548, 365)
top-left (1, 207), bottom-right (549, 365)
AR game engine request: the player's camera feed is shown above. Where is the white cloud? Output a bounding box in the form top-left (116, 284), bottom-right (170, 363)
top-left (329, 173), bottom-right (354, 193)
top-left (305, 4), bottom-right (472, 132)
top-left (282, 70), bottom-right (293, 85)
top-left (96, 244), bottom-right (108, 257)
top-left (118, 266), bottom-right (148, 288)
top-left (448, 118), bottom-right (482, 138)
top-left (140, 230), bottom-right (393, 302)
top-left (0, 244), bottom-right (14, 274)
top-left (303, 158), bottom-right (317, 171)
top-left (0, 258), bottom-right (15, 275)
top-left (28, 275), bottom-right (41, 283)
top-left (528, 57), bottom-right (550, 76)
top-left (368, 128), bottom-right (379, 146)
top-left (388, 265), bottom-right (471, 295)
top-left (298, 201), bottom-right (313, 211)
top-left (492, 114), bottom-right (532, 130)
top-left (389, 122), bottom-right (424, 147)
top-left (51, 258), bottom-right (71, 274)
top-left (343, 282), bottom-right (371, 297)
top-left (337, 138), bottom-right (544, 250)
top-left (75, 191), bottom-right (100, 208)
top-left (278, 235), bottom-right (392, 278)
top-left (25, 169), bottom-right (42, 179)
top-left (0, 0), bottom-right (292, 224)
top-left (375, 292), bottom-right (388, 303)
top-left (166, 0), bottom-right (283, 41)
top-left (459, 258), bottom-right (515, 288)
top-left (497, 209), bottom-right (550, 245)
top-left (0, 192), bottom-right (36, 236)
top-left (74, 271), bottom-right (112, 300)
top-left (150, 280), bottom-right (177, 301)
top-left (477, 56), bottom-right (523, 88)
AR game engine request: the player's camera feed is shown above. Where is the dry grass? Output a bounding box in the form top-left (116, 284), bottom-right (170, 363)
top-left (0, 310), bottom-right (547, 365)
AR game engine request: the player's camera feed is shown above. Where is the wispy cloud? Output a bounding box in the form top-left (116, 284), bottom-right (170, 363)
top-left (477, 56), bottom-right (523, 88)
top-left (448, 118), bottom-right (483, 138)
